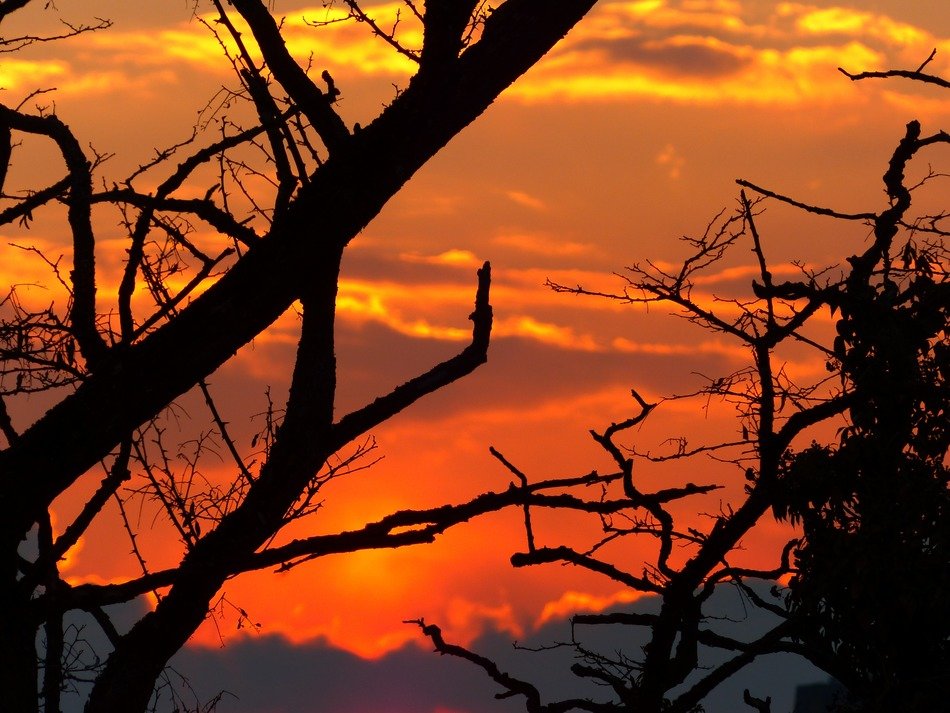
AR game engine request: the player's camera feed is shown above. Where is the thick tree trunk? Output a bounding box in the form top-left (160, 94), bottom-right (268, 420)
top-left (1, 0), bottom-right (598, 544)
top-left (0, 542), bottom-right (39, 713)
top-left (0, 3), bottom-right (600, 711)
top-left (86, 255), bottom-right (343, 713)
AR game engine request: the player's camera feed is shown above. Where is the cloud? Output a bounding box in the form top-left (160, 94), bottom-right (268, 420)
top-left (399, 249), bottom-right (483, 267)
top-left (338, 282), bottom-right (606, 351)
top-left (491, 232), bottom-right (596, 257)
top-left (494, 315), bottom-right (601, 351)
top-left (535, 589), bottom-right (646, 626)
top-left (160, 583), bottom-right (828, 713)
top-left (655, 143), bottom-right (686, 179)
top-left (612, 336), bottom-right (749, 360)
top-left (507, 0), bottom-right (950, 106)
top-left (84, 3), bottom-right (420, 79)
top-left (170, 633), bottom-right (524, 713)
top-left (53, 584), bottom-right (830, 713)
top-left (0, 59), bottom-right (68, 91)
top-left (585, 34), bottom-right (752, 77)
top-left (513, 40), bottom-right (882, 105)
top-left (227, 258), bottom-right (828, 365)
top-left (335, 278), bottom-right (473, 341)
top-left (444, 598), bottom-right (524, 640)
top-left (504, 190), bottom-right (548, 211)
top-left (7, 1), bottom-right (949, 111)
top-left (0, 4), bottom-right (418, 103)
top-left (320, 269), bottom-right (619, 353)
top-left (783, 4), bottom-right (930, 46)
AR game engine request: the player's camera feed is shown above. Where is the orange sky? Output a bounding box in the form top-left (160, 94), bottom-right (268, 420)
top-left (3, 0), bottom-right (950, 677)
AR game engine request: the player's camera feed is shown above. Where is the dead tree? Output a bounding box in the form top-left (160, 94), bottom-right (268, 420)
top-left (415, 61), bottom-right (949, 713)
top-left (0, 2), bottom-right (614, 712)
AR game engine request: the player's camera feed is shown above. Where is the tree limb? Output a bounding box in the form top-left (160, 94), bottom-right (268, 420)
top-left (331, 261), bottom-right (492, 446)
top-left (228, 0), bottom-right (350, 153)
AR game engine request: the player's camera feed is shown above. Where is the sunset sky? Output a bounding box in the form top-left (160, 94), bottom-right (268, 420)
top-left (3, 1), bottom-right (950, 711)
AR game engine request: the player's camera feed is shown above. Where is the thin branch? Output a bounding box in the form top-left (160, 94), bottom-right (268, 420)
top-left (511, 546), bottom-right (663, 594)
top-left (737, 179), bottom-right (875, 221)
top-left (92, 190), bottom-right (259, 246)
top-left (0, 176), bottom-right (71, 225)
top-left (0, 105), bottom-right (109, 365)
top-left (490, 446), bottom-right (535, 552)
top-left (131, 248), bottom-right (234, 339)
top-left (198, 380), bottom-right (255, 485)
top-left (838, 51), bottom-right (950, 91)
top-left (332, 262), bottom-right (492, 446)
top-left (338, 0), bottom-right (420, 62)
top-left (742, 690), bottom-right (772, 713)
top-left (52, 440), bottom-right (132, 565)
top-left (408, 619), bottom-right (616, 713)
top-left (44, 474), bottom-right (629, 612)
top-left (228, 0), bottom-right (350, 153)
top-left (0, 16), bottom-right (112, 52)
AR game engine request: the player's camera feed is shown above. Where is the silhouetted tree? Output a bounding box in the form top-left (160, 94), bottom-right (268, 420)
top-left (776, 59), bottom-right (950, 713)
top-left (0, 2), bottom-right (615, 712)
top-left (415, 59), bottom-right (949, 713)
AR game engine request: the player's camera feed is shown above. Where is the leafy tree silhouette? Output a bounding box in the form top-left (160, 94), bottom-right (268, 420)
top-left (777, 61), bottom-right (950, 713)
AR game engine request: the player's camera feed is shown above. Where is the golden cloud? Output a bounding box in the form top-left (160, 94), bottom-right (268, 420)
top-left (495, 315), bottom-right (601, 351)
top-left (504, 189), bottom-right (548, 211)
top-left (13, 1), bottom-right (944, 110)
top-left (398, 249), bottom-right (482, 267)
top-left (535, 589), bottom-right (646, 627)
top-left (444, 598), bottom-right (524, 640)
top-left (655, 142), bottom-right (685, 179)
top-left (491, 231), bottom-right (596, 257)
top-left (0, 4), bottom-right (418, 101)
top-left (85, 3), bottom-right (420, 79)
top-left (336, 277), bottom-right (606, 351)
top-left (612, 336), bottom-right (748, 360)
top-left (782, 4), bottom-right (929, 46)
top-left (0, 59), bottom-right (68, 91)
top-left (508, 0), bottom-right (950, 106)
top-left (335, 278), bottom-right (472, 341)
top-left (511, 37), bottom-right (883, 104)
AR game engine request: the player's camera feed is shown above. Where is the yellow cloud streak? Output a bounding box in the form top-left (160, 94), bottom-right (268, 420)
top-left (535, 589), bottom-right (646, 627)
top-left (0, 59), bottom-right (68, 91)
top-left (87, 3), bottom-right (420, 78)
top-left (509, 1), bottom-right (948, 105)
top-left (511, 40), bottom-right (883, 105)
top-left (784, 4), bottom-right (929, 46)
top-left (0, 3), bottom-right (418, 99)
top-left (0, 237), bottom-right (832, 369)
top-left (605, 0), bottom-right (753, 34)
top-left (492, 231), bottom-right (595, 257)
top-left (12, 1), bottom-right (945, 110)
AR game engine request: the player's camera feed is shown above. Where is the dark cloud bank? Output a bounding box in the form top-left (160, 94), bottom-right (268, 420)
top-left (161, 584), bottom-right (829, 713)
top-left (53, 584), bottom-right (836, 712)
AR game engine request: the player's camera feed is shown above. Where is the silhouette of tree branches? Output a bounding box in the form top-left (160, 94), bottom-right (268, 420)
top-left (0, 1), bottom-right (606, 711)
top-left (416, 60), bottom-right (949, 713)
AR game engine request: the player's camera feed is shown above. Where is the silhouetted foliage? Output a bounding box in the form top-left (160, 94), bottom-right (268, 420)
top-left (773, 57), bottom-right (950, 712)
top-left (777, 165), bottom-right (950, 709)
top-left (417, 59), bottom-right (949, 713)
top-left (0, 2), bottom-right (610, 712)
